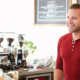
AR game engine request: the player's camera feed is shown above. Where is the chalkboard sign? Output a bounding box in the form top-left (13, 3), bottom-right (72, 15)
top-left (34, 0), bottom-right (72, 26)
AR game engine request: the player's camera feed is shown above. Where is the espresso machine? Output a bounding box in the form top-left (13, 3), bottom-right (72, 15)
top-left (0, 32), bottom-right (18, 71)
top-left (0, 33), bottom-right (28, 71)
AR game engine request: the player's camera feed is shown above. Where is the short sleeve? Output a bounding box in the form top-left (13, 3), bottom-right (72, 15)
top-left (55, 38), bottom-right (63, 71)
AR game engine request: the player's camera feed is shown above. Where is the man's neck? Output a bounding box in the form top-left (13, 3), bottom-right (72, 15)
top-left (72, 32), bottom-right (80, 40)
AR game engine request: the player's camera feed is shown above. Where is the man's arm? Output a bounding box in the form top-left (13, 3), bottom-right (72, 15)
top-left (54, 69), bottom-right (64, 80)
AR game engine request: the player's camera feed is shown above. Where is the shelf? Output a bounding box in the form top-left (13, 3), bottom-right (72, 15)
top-left (0, 53), bottom-right (9, 56)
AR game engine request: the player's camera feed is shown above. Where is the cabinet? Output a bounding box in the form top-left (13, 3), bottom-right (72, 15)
top-left (19, 69), bottom-right (54, 80)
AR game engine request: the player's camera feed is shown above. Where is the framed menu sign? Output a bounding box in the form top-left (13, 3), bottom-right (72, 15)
top-left (34, 0), bottom-right (72, 26)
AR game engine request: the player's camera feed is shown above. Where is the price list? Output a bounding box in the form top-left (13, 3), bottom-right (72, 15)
top-left (35, 0), bottom-right (69, 24)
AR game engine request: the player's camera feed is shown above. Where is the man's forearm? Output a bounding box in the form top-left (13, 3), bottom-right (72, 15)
top-left (54, 69), bottom-right (64, 80)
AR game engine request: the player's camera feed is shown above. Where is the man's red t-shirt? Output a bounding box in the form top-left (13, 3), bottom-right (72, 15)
top-left (55, 33), bottom-right (80, 80)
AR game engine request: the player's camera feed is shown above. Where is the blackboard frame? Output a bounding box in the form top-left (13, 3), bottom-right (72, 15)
top-left (34, 0), bottom-right (72, 26)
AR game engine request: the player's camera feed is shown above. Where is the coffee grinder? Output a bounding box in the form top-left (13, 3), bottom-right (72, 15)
top-left (17, 34), bottom-right (27, 68)
top-left (6, 32), bottom-right (16, 66)
top-left (0, 33), bottom-right (8, 71)
top-left (0, 32), bottom-right (5, 69)
top-left (0, 32), bottom-right (4, 53)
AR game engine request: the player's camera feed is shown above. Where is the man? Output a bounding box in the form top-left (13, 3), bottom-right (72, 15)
top-left (54, 4), bottom-right (80, 80)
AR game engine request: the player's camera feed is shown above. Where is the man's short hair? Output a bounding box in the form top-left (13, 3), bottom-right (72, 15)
top-left (70, 4), bottom-right (80, 9)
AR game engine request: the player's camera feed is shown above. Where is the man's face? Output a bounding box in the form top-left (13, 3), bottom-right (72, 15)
top-left (67, 9), bottom-right (80, 33)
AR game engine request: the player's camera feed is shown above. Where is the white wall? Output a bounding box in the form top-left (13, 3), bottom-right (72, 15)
top-left (0, 0), bottom-right (76, 60)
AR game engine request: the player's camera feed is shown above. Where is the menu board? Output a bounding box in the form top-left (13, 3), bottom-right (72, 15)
top-left (34, 0), bottom-right (72, 25)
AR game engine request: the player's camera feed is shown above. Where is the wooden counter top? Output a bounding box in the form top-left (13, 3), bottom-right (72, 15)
top-left (18, 68), bottom-right (54, 76)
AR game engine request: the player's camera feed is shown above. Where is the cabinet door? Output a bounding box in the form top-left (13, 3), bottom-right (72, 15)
top-left (26, 73), bottom-right (51, 80)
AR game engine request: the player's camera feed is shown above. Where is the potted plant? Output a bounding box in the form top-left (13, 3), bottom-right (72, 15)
top-left (23, 40), bottom-right (37, 54)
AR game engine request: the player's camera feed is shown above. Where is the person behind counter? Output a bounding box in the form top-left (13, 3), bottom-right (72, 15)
top-left (54, 4), bottom-right (80, 80)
